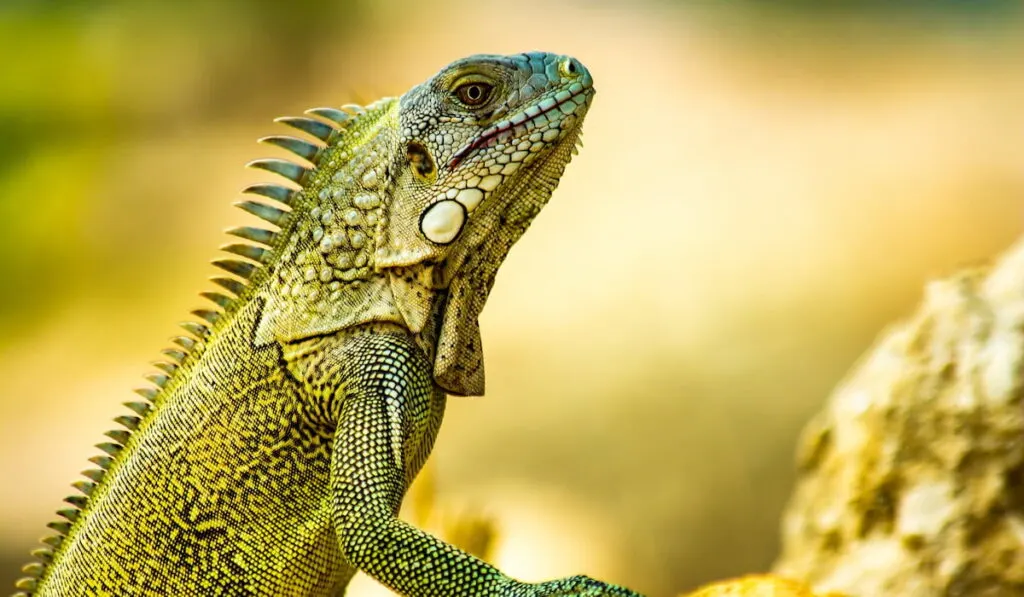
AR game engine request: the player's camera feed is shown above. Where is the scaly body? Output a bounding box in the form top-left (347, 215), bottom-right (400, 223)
top-left (13, 52), bottom-right (642, 597)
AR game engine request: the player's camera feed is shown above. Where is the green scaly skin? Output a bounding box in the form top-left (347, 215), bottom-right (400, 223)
top-left (13, 52), bottom-right (644, 597)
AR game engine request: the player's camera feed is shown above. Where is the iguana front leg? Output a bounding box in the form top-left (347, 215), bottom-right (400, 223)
top-left (310, 328), bottom-right (643, 597)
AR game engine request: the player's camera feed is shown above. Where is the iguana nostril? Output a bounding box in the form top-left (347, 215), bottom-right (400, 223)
top-left (559, 57), bottom-right (581, 78)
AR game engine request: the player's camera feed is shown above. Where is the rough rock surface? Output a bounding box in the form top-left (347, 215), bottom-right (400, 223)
top-left (684, 575), bottom-right (849, 596)
top-left (774, 238), bottom-right (1024, 596)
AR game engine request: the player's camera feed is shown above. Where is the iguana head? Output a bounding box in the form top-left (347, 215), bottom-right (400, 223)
top-left (249, 52), bottom-right (594, 395)
top-left (380, 51), bottom-right (595, 394)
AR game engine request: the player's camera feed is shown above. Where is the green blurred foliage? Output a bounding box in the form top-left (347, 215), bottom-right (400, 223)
top-left (0, 0), bottom-right (372, 334)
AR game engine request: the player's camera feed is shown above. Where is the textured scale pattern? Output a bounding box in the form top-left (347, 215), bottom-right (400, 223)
top-left (13, 52), bottom-right (645, 597)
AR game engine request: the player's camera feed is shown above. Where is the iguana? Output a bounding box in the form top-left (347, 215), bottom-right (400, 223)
top-left (11, 52), bottom-right (643, 597)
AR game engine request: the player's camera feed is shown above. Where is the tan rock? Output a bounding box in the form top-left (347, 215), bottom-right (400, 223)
top-left (774, 239), bottom-right (1024, 596)
top-left (684, 574), bottom-right (848, 596)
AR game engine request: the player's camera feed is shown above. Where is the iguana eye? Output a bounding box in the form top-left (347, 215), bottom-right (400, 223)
top-left (454, 82), bottom-right (493, 107)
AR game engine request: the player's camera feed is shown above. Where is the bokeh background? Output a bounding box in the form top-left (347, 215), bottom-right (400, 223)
top-left (1, 0), bottom-right (1022, 595)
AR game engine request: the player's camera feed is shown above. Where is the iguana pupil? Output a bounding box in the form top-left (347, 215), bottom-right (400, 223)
top-left (455, 82), bottom-right (492, 106)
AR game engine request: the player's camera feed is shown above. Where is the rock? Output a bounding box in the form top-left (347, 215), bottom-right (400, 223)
top-left (684, 574), bottom-right (849, 596)
top-left (774, 238), bottom-right (1024, 596)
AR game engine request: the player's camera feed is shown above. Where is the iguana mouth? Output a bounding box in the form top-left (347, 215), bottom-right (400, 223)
top-left (448, 81), bottom-right (593, 169)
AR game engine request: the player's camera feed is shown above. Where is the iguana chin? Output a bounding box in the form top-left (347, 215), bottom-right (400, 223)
top-left (13, 51), bottom-right (643, 597)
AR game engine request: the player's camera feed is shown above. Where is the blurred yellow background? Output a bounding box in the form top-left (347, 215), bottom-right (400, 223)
top-left (1, 1), bottom-right (1022, 595)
